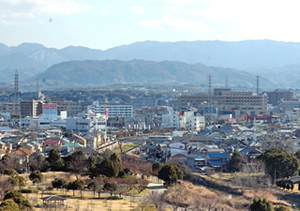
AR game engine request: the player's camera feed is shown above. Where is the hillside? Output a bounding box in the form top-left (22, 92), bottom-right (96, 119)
top-left (2, 40), bottom-right (300, 75)
top-left (25, 60), bottom-right (275, 90)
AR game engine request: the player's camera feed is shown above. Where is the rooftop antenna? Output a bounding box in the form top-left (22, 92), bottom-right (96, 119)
top-left (256, 75), bottom-right (259, 95)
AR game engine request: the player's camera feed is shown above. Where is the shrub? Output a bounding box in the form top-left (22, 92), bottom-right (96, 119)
top-left (20, 188), bottom-right (38, 193)
top-left (107, 196), bottom-right (122, 200)
top-left (275, 205), bottom-right (291, 211)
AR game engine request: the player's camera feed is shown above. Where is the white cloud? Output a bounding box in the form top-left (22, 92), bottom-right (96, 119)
top-left (139, 16), bottom-right (210, 32)
top-left (149, 0), bottom-right (197, 5)
top-left (38, 0), bottom-right (91, 15)
top-left (130, 6), bottom-right (144, 14)
top-left (0, 0), bottom-right (91, 25)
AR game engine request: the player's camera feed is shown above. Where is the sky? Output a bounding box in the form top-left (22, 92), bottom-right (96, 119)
top-left (1, 0), bottom-right (300, 50)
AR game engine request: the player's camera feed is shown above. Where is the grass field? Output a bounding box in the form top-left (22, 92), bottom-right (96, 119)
top-left (24, 191), bottom-right (150, 211)
top-left (20, 171), bottom-right (155, 210)
top-left (114, 143), bottom-right (138, 154)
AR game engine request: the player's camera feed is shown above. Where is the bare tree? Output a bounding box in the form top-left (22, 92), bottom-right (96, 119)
top-left (166, 184), bottom-right (187, 211)
top-left (235, 159), bottom-right (271, 189)
top-left (144, 191), bottom-right (167, 211)
top-left (66, 151), bottom-right (87, 178)
top-left (117, 139), bottom-right (123, 162)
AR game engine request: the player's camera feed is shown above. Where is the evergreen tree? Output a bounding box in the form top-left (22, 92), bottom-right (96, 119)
top-left (250, 198), bottom-right (274, 211)
top-left (98, 159), bottom-right (119, 178)
top-left (47, 149), bottom-right (64, 171)
top-left (228, 150), bottom-right (243, 172)
top-left (158, 164), bottom-right (180, 185)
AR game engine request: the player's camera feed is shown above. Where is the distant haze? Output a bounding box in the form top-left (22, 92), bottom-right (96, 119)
top-left (1, 40), bottom-right (300, 90)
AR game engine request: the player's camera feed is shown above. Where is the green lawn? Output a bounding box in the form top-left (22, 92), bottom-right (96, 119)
top-left (114, 143), bottom-right (138, 153)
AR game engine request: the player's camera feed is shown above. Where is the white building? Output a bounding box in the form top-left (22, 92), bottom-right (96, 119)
top-left (162, 107), bottom-right (205, 132)
top-left (178, 110), bottom-right (205, 132)
top-left (88, 102), bottom-right (133, 117)
top-left (29, 118), bottom-right (67, 130)
top-left (66, 114), bottom-right (107, 135)
top-left (161, 107), bottom-right (178, 128)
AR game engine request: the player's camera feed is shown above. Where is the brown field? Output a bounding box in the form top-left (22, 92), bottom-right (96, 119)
top-left (24, 191), bottom-right (153, 211)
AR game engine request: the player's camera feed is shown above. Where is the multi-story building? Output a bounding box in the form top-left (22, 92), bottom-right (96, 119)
top-left (50, 99), bottom-right (71, 116)
top-left (263, 90), bottom-right (293, 105)
top-left (178, 88), bottom-right (268, 118)
top-left (0, 102), bottom-right (17, 114)
top-left (88, 101), bottom-right (133, 117)
top-left (20, 100), bottom-right (43, 118)
top-left (162, 107), bottom-right (205, 131)
top-left (161, 107), bottom-right (178, 128)
top-left (66, 114), bottom-right (107, 135)
top-left (178, 110), bottom-right (205, 131)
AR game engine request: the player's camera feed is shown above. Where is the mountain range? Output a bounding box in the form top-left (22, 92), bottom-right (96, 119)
top-left (2, 40), bottom-right (300, 90)
top-left (25, 59), bottom-right (274, 91)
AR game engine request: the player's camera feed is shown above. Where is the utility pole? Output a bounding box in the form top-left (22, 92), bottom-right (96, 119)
top-left (256, 75), bottom-right (259, 95)
top-left (208, 74), bottom-right (213, 125)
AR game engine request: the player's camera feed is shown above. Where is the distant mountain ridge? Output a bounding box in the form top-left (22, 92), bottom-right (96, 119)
top-left (2, 40), bottom-right (300, 89)
top-left (23, 59), bottom-right (276, 91)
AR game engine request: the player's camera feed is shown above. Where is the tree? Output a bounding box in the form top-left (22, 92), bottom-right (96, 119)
top-left (152, 162), bottom-right (163, 174)
top-left (260, 148), bottom-right (300, 183)
top-left (158, 164), bottom-right (183, 185)
top-left (98, 159), bottom-right (119, 178)
top-left (8, 175), bottom-right (25, 191)
top-left (110, 152), bottom-right (121, 169)
top-left (29, 170), bottom-right (43, 185)
top-left (4, 169), bottom-right (25, 190)
top-left (103, 179), bottom-right (118, 196)
top-left (0, 199), bottom-right (20, 211)
top-left (52, 178), bottom-right (67, 191)
top-left (1, 156), bottom-right (22, 173)
top-left (236, 159), bottom-right (271, 188)
top-left (47, 149), bottom-right (65, 171)
top-left (275, 205), bottom-right (291, 211)
top-left (29, 154), bottom-right (48, 172)
top-left (174, 165), bottom-right (184, 180)
top-left (135, 179), bottom-right (149, 193)
top-left (67, 179), bottom-right (85, 197)
top-left (167, 184), bottom-right (187, 211)
top-left (66, 150), bottom-right (87, 176)
top-left (295, 150), bottom-right (300, 160)
top-left (144, 191), bottom-right (167, 211)
top-left (4, 168), bottom-right (18, 176)
top-left (87, 155), bottom-right (96, 173)
top-left (88, 176), bottom-right (105, 198)
top-left (228, 150), bottom-right (243, 172)
top-left (250, 198), bottom-right (274, 211)
top-left (4, 190), bottom-right (33, 210)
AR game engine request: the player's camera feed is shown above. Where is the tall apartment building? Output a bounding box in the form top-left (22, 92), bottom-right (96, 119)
top-left (263, 90), bottom-right (293, 105)
top-left (19, 100), bottom-right (43, 118)
top-left (178, 88), bottom-right (268, 117)
top-left (88, 101), bottom-right (133, 117)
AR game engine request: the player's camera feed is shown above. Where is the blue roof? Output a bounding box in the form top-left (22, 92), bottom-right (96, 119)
top-left (210, 160), bottom-right (224, 166)
top-left (207, 152), bottom-right (229, 159)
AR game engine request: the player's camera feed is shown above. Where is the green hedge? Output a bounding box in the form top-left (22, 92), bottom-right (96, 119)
top-left (20, 187), bottom-right (39, 193)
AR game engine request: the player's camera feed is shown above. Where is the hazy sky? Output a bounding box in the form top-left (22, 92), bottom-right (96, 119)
top-left (1, 0), bottom-right (300, 50)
